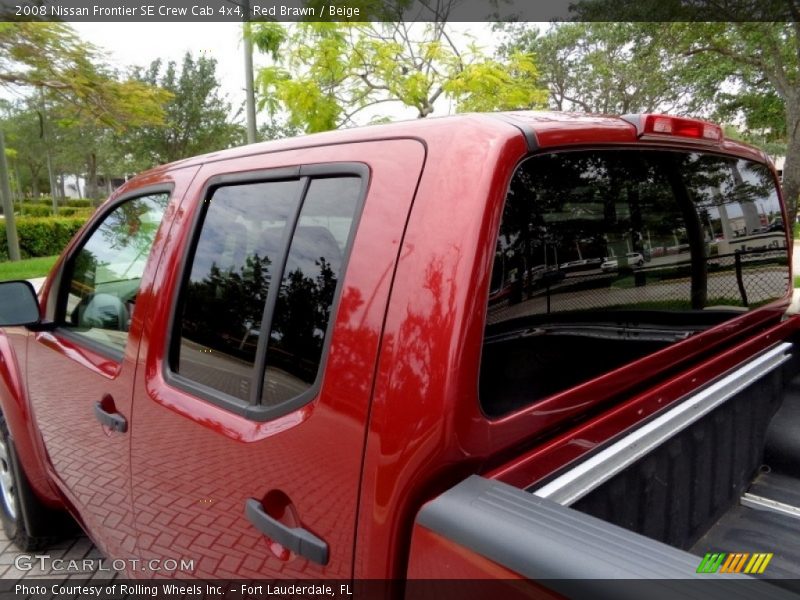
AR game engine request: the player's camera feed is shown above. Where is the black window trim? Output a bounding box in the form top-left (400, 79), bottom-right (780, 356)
top-left (51, 184), bottom-right (175, 364)
top-left (164, 162), bottom-right (370, 422)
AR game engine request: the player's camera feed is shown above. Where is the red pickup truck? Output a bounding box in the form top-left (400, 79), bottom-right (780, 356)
top-left (0, 112), bottom-right (798, 589)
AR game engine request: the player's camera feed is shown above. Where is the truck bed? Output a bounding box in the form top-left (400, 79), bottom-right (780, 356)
top-left (690, 472), bottom-right (800, 577)
top-left (564, 355), bottom-right (800, 579)
top-left (411, 339), bottom-right (800, 591)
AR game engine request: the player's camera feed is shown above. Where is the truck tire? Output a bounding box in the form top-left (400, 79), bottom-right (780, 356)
top-left (0, 411), bottom-right (61, 550)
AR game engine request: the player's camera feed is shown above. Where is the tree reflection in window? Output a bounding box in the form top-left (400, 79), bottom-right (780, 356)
top-left (64, 193), bottom-right (169, 352)
top-left (262, 177), bottom-right (361, 407)
top-left (174, 179), bottom-right (299, 403)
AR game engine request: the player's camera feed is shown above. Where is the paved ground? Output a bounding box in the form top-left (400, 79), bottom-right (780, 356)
top-left (27, 278), bottom-right (46, 293)
top-left (0, 527), bottom-right (108, 580)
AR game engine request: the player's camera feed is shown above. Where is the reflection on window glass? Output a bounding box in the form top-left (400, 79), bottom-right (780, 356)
top-left (65, 193), bottom-right (169, 354)
top-left (262, 177), bottom-right (361, 406)
top-left (481, 150), bottom-right (788, 417)
top-left (174, 180), bottom-right (300, 402)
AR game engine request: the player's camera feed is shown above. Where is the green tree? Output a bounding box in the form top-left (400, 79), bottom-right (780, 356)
top-left (126, 52), bottom-right (245, 167)
top-left (499, 23), bottom-right (714, 115)
top-left (558, 3), bottom-right (800, 222)
top-left (667, 22), bottom-right (800, 221)
top-left (250, 22), bottom-right (548, 133)
top-left (0, 23), bottom-right (168, 128)
top-left (0, 101), bottom-right (48, 198)
top-left (0, 23), bottom-right (169, 258)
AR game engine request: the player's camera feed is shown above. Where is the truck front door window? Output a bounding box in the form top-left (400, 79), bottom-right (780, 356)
top-left (62, 193), bottom-right (169, 355)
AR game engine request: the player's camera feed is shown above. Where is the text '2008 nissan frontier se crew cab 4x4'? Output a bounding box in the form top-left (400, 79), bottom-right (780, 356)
top-left (0, 112), bottom-right (799, 598)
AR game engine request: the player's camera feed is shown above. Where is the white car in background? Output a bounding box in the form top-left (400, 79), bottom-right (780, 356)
top-left (601, 252), bottom-right (645, 272)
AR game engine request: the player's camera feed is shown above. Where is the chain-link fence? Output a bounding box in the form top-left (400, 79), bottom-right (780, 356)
top-left (487, 248), bottom-right (789, 326)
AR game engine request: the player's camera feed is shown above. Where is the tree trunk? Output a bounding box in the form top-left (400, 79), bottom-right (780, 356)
top-left (86, 152), bottom-right (98, 200)
top-left (29, 162), bottom-right (40, 198)
top-left (782, 98), bottom-right (800, 227)
top-left (58, 173), bottom-right (66, 203)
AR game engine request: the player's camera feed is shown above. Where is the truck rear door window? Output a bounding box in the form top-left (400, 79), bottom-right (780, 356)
top-left (170, 170), bottom-right (364, 418)
top-left (262, 177), bottom-right (361, 406)
top-left (481, 150), bottom-right (788, 417)
top-left (174, 180), bottom-right (299, 402)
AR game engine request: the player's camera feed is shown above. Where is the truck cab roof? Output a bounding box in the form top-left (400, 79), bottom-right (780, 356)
top-left (121, 111), bottom-right (771, 191)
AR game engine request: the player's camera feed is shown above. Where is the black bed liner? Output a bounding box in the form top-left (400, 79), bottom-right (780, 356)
top-left (691, 472), bottom-right (800, 578)
top-left (568, 347), bottom-right (800, 579)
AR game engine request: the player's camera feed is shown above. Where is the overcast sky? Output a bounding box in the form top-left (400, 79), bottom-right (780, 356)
top-left (71, 22), bottom-right (507, 127)
top-left (73, 23), bottom-right (248, 105)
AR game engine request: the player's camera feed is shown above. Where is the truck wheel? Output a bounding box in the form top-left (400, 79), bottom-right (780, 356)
top-left (0, 412), bottom-right (59, 550)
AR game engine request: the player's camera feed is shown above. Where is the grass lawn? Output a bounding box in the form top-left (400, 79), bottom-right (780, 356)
top-left (0, 255), bottom-right (58, 281)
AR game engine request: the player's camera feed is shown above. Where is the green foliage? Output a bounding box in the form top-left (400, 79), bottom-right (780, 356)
top-left (661, 21), bottom-right (800, 222)
top-left (251, 22), bottom-right (548, 133)
top-left (258, 119), bottom-right (301, 141)
top-left (0, 23), bottom-right (168, 128)
top-left (0, 217), bottom-right (86, 260)
top-left (14, 198), bottom-right (95, 219)
top-left (125, 52), bottom-right (244, 167)
top-left (19, 204), bottom-right (51, 217)
top-left (62, 198), bottom-right (92, 208)
top-left (501, 17), bottom-right (800, 225)
top-left (19, 197), bottom-right (92, 208)
top-left (56, 207), bottom-right (94, 218)
top-left (498, 22), bottom-right (710, 115)
top-left (0, 101), bottom-right (49, 197)
top-left (1, 24), bottom-right (169, 207)
top-left (0, 255), bottom-right (58, 281)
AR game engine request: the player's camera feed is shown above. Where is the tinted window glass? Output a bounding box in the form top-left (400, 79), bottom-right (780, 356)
top-left (482, 150), bottom-right (788, 417)
top-left (64, 193), bottom-right (169, 354)
top-left (262, 177), bottom-right (361, 406)
top-left (174, 180), bottom-right (299, 402)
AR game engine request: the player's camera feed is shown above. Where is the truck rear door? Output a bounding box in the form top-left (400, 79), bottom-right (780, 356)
top-left (129, 139), bottom-right (425, 577)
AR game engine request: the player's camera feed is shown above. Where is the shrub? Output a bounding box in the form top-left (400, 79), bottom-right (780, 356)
top-left (0, 217), bottom-right (88, 261)
top-left (63, 199), bottom-right (94, 208)
top-left (22, 197), bottom-right (96, 209)
top-left (19, 204), bottom-right (52, 217)
top-left (58, 207), bottom-right (95, 218)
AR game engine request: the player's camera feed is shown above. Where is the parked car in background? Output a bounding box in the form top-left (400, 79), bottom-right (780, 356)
top-left (559, 258), bottom-right (603, 273)
top-left (601, 252), bottom-right (645, 272)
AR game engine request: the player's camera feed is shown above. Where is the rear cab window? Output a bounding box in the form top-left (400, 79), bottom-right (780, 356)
top-left (481, 149), bottom-right (788, 417)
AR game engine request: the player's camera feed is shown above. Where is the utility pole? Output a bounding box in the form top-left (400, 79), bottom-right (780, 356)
top-left (243, 5), bottom-right (257, 144)
top-left (0, 131), bottom-right (21, 261)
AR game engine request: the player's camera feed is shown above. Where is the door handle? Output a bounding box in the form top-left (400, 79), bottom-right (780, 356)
top-left (245, 498), bottom-right (328, 565)
top-left (93, 400), bottom-right (128, 433)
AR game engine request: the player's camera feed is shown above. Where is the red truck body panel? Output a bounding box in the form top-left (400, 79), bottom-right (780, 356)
top-left (0, 111), bottom-right (790, 580)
